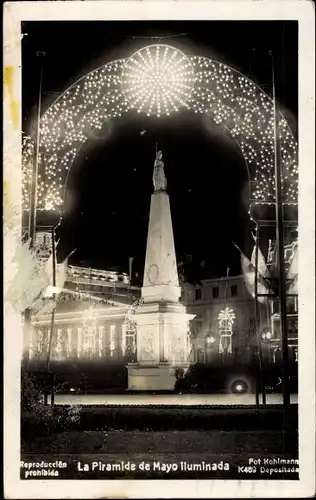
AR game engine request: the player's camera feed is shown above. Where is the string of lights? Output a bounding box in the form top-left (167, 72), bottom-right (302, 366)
top-left (218, 306), bottom-right (236, 355)
top-left (22, 44), bottom-right (298, 212)
top-left (123, 297), bottom-right (144, 354)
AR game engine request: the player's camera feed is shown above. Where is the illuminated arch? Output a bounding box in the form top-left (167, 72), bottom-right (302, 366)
top-left (22, 44), bottom-right (298, 212)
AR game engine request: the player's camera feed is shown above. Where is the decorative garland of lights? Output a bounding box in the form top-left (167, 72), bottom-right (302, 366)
top-left (123, 297), bottom-right (144, 354)
top-left (22, 44), bottom-right (298, 212)
top-left (186, 326), bottom-right (193, 359)
top-left (218, 307), bottom-right (236, 354)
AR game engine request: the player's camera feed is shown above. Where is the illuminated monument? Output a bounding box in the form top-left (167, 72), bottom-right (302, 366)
top-left (127, 151), bottom-right (195, 390)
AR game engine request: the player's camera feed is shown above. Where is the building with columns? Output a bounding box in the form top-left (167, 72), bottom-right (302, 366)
top-left (29, 265), bottom-right (140, 364)
top-left (29, 266), bottom-right (262, 366)
top-left (28, 260), bottom-right (297, 370)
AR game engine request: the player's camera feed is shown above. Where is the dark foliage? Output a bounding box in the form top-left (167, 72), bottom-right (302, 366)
top-left (21, 404), bottom-right (298, 437)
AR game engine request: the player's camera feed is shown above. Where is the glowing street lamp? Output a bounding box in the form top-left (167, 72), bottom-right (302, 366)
top-left (261, 330), bottom-right (272, 342)
top-left (205, 335), bottom-right (215, 345)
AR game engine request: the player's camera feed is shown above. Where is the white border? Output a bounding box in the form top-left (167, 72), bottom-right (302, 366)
top-left (3, 1), bottom-right (315, 498)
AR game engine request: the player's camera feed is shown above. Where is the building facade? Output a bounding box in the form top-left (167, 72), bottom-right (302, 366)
top-left (182, 275), bottom-right (264, 364)
top-left (28, 238), bottom-right (298, 368)
top-left (28, 267), bottom-right (265, 367)
top-left (29, 264), bottom-right (139, 365)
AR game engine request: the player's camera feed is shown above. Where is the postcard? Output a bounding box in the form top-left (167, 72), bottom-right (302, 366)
top-left (3, 1), bottom-right (315, 498)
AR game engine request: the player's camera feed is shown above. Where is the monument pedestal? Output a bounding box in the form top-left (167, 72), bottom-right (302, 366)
top-left (127, 301), bottom-right (194, 391)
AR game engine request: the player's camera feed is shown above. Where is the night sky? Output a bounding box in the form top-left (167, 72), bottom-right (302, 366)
top-left (22, 21), bottom-right (298, 282)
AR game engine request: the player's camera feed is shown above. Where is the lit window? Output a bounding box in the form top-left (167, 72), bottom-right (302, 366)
top-left (98, 326), bottom-right (104, 357)
top-left (55, 328), bottom-right (66, 360)
top-left (110, 325), bottom-right (116, 356)
top-left (77, 327), bottom-right (82, 357)
top-left (82, 326), bottom-right (96, 357)
top-left (67, 328), bottom-right (72, 356)
top-left (30, 328), bottom-right (45, 360)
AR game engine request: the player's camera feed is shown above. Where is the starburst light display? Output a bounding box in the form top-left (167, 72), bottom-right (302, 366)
top-left (121, 45), bottom-right (195, 117)
top-left (22, 44), bottom-right (298, 212)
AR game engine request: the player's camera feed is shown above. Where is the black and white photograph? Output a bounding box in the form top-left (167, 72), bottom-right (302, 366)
top-left (3, 1), bottom-right (315, 498)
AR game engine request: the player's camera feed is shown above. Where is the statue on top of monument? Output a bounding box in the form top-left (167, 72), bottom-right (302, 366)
top-left (153, 149), bottom-right (167, 192)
